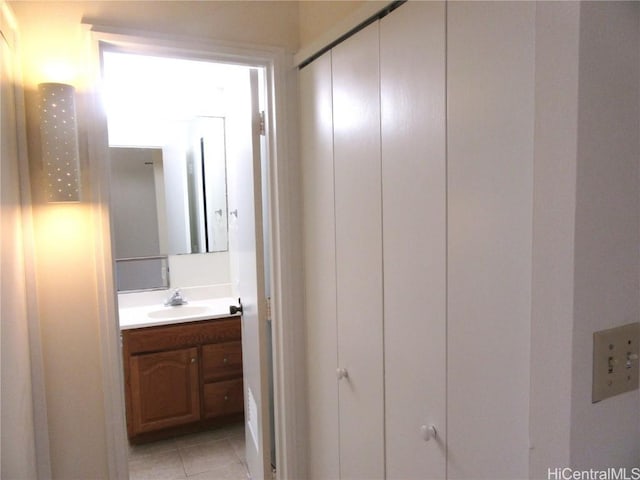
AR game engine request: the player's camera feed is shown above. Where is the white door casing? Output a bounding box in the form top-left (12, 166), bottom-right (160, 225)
top-left (85, 28), bottom-right (296, 479)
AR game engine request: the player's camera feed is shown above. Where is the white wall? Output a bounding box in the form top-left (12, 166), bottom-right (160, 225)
top-left (571, 2), bottom-right (640, 468)
top-left (168, 252), bottom-right (231, 289)
top-left (530, 1), bottom-right (640, 474)
top-left (298, 1), bottom-right (367, 47)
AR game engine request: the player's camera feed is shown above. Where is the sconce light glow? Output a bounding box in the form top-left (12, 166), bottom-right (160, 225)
top-left (39, 82), bottom-right (81, 202)
top-left (41, 61), bottom-right (77, 85)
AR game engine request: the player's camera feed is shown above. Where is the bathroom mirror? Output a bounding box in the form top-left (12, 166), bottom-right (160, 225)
top-left (186, 116), bottom-right (229, 254)
top-left (109, 117), bottom-right (229, 257)
top-left (108, 116), bottom-right (229, 291)
top-left (102, 50), bottom-right (241, 291)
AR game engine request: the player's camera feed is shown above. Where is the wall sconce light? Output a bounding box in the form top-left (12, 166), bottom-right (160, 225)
top-left (38, 82), bottom-right (80, 202)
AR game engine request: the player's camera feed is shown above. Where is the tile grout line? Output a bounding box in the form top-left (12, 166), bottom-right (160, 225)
top-left (127, 424), bottom-right (245, 479)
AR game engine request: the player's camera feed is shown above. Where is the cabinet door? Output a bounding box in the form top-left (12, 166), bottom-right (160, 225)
top-left (380, 2), bottom-right (446, 478)
top-left (332, 21), bottom-right (384, 480)
top-left (129, 347), bottom-right (200, 434)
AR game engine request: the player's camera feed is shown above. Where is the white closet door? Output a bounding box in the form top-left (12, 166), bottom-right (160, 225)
top-left (447, 2), bottom-right (535, 478)
top-left (332, 22), bottom-right (384, 480)
top-left (300, 51), bottom-right (340, 479)
top-left (380, 2), bottom-right (447, 478)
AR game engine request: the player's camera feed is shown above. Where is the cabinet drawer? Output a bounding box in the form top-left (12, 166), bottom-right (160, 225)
top-left (124, 318), bottom-right (241, 354)
top-left (202, 341), bottom-right (243, 382)
top-left (203, 379), bottom-right (244, 419)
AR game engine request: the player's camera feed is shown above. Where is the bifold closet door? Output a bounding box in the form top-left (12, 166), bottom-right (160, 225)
top-left (380, 2), bottom-right (447, 479)
top-left (332, 22), bottom-right (385, 479)
top-left (447, 2), bottom-right (534, 478)
top-left (300, 51), bottom-right (340, 480)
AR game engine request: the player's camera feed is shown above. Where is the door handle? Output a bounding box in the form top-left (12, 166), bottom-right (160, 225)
top-left (229, 298), bottom-right (243, 315)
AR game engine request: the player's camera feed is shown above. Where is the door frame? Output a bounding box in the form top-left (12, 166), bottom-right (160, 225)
top-left (83, 24), bottom-right (302, 479)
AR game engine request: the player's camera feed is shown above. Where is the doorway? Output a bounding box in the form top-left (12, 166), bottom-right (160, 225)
top-left (99, 46), bottom-right (275, 479)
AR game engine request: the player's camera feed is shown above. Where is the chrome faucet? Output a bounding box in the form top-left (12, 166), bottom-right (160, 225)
top-left (165, 289), bottom-right (187, 306)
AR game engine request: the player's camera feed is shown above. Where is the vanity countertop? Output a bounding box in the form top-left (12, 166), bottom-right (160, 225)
top-left (119, 297), bottom-right (240, 330)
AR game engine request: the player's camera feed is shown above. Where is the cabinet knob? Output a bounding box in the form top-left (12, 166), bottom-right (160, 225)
top-left (336, 367), bottom-right (349, 380)
top-left (223, 358), bottom-right (228, 364)
top-left (190, 358), bottom-right (196, 364)
top-left (420, 424), bottom-right (437, 442)
top-left (224, 395), bottom-right (229, 401)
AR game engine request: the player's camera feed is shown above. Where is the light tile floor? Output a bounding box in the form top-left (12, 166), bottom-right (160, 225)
top-left (128, 423), bottom-right (248, 480)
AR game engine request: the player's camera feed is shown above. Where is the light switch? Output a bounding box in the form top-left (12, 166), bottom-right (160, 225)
top-left (592, 322), bottom-right (639, 403)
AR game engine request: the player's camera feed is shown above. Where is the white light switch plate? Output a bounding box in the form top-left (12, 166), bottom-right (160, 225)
top-left (592, 322), bottom-right (639, 403)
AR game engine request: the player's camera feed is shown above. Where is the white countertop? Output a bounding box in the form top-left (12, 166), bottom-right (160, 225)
top-left (118, 297), bottom-right (240, 330)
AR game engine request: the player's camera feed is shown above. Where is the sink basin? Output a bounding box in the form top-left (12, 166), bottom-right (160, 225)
top-left (147, 305), bottom-right (212, 320)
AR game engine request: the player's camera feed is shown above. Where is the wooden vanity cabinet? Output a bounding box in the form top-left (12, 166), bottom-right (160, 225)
top-left (129, 347), bottom-right (201, 434)
top-left (122, 317), bottom-right (243, 442)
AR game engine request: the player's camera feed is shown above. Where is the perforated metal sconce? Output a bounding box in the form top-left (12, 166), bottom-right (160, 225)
top-left (39, 83), bottom-right (81, 202)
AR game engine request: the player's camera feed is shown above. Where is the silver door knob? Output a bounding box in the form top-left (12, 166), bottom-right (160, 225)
top-left (336, 367), bottom-right (349, 380)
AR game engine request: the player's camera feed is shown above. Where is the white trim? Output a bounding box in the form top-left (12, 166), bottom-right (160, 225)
top-left (264, 51), bottom-right (307, 480)
top-left (84, 25), bottom-right (301, 479)
top-left (83, 24), bottom-right (129, 480)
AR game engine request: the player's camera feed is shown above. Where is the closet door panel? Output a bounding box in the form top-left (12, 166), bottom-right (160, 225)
top-left (380, 2), bottom-right (446, 478)
top-left (299, 52), bottom-right (340, 479)
top-left (447, 2), bottom-right (535, 478)
top-left (332, 22), bottom-right (384, 480)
